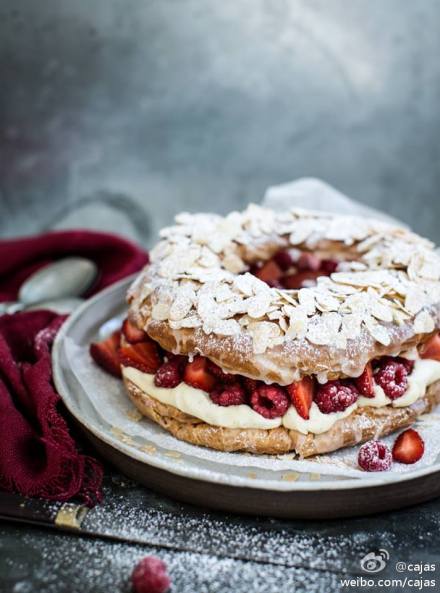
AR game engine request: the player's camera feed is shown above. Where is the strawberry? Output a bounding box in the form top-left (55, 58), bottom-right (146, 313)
top-left (282, 270), bottom-right (321, 289)
top-left (89, 330), bottom-right (122, 378)
top-left (254, 260), bottom-right (283, 285)
top-left (420, 333), bottom-right (440, 362)
top-left (392, 428), bottom-right (425, 464)
top-left (122, 318), bottom-right (147, 344)
top-left (286, 376), bottom-right (314, 420)
top-left (119, 341), bottom-right (161, 374)
top-left (183, 356), bottom-right (216, 392)
top-left (355, 363), bottom-right (375, 397)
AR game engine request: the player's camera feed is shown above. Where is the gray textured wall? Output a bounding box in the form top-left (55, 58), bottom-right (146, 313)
top-left (1, 0), bottom-right (439, 244)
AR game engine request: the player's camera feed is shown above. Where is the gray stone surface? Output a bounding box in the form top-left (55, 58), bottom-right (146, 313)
top-left (1, 470), bottom-right (440, 592)
top-left (1, 1), bottom-right (440, 243)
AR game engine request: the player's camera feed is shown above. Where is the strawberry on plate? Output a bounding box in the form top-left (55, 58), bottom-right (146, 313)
top-left (89, 330), bottom-right (122, 378)
top-left (119, 341), bottom-right (161, 374)
top-left (122, 318), bottom-right (148, 344)
top-left (355, 362), bottom-right (375, 397)
top-left (420, 332), bottom-right (440, 362)
top-left (183, 356), bottom-right (216, 392)
top-left (286, 376), bottom-right (314, 420)
top-left (392, 428), bottom-right (425, 464)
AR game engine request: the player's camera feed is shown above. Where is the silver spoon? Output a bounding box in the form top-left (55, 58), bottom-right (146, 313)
top-left (0, 257), bottom-right (98, 315)
top-left (19, 257), bottom-right (98, 305)
top-left (26, 297), bottom-right (86, 315)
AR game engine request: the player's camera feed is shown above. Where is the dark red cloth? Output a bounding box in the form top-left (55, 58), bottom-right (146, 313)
top-left (0, 230), bottom-right (149, 505)
top-left (0, 229), bottom-right (149, 301)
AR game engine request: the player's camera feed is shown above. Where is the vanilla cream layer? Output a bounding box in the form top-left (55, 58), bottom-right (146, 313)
top-left (123, 367), bottom-right (280, 430)
top-left (123, 359), bottom-right (440, 435)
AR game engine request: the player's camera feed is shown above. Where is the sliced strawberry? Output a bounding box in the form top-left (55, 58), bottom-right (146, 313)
top-left (183, 356), bottom-right (216, 392)
top-left (392, 428), bottom-right (425, 464)
top-left (282, 270), bottom-right (321, 289)
top-left (89, 330), bottom-right (122, 378)
top-left (355, 362), bottom-right (375, 397)
top-left (254, 260), bottom-right (283, 285)
top-left (121, 318), bottom-right (147, 344)
top-left (119, 341), bottom-right (161, 374)
top-left (286, 376), bottom-right (314, 420)
top-left (420, 333), bottom-right (440, 362)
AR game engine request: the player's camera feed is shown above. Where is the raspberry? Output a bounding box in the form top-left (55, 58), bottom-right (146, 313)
top-left (401, 358), bottom-right (415, 373)
top-left (207, 360), bottom-right (236, 383)
top-left (314, 380), bottom-right (358, 414)
top-left (131, 556), bottom-right (170, 593)
top-left (379, 356), bottom-right (414, 374)
top-left (154, 359), bottom-right (182, 388)
top-left (242, 377), bottom-right (259, 395)
top-left (250, 385), bottom-right (289, 418)
top-left (320, 259), bottom-right (338, 274)
top-left (297, 252), bottom-right (321, 271)
top-left (374, 360), bottom-right (408, 399)
top-left (273, 249), bottom-right (294, 271)
top-left (210, 383), bottom-right (246, 406)
top-left (165, 353), bottom-right (186, 367)
top-left (358, 441), bottom-right (392, 472)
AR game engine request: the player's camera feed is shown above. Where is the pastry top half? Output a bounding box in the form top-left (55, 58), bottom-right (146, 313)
top-left (127, 204), bottom-right (440, 385)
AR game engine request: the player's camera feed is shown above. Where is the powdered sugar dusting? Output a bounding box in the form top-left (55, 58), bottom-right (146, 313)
top-left (64, 339), bottom-right (440, 483)
top-left (128, 204), bottom-right (440, 381)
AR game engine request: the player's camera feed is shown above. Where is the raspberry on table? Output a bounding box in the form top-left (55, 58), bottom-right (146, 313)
top-left (314, 380), bottom-right (359, 414)
top-left (358, 441), bottom-right (392, 472)
top-left (374, 360), bottom-right (408, 399)
top-left (131, 556), bottom-right (170, 593)
top-left (210, 383), bottom-right (246, 406)
top-left (154, 359), bottom-right (182, 388)
top-left (250, 385), bottom-right (290, 418)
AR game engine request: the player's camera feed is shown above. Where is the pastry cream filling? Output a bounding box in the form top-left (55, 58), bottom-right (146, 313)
top-left (123, 367), bottom-right (281, 430)
top-left (282, 402), bottom-right (357, 434)
top-left (123, 359), bottom-right (440, 436)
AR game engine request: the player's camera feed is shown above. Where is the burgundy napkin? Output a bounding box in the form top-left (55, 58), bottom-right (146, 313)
top-left (0, 229), bottom-right (148, 301)
top-left (0, 230), bottom-right (148, 506)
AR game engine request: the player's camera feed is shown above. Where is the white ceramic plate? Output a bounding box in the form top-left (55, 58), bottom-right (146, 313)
top-left (52, 277), bottom-right (440, 517)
